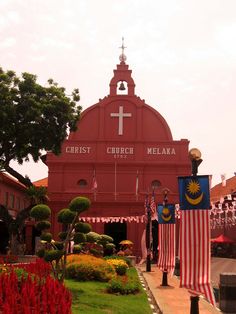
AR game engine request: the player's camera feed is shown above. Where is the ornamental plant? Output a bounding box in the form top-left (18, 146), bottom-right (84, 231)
top-left (104, 255), bottom-right (132, 267)
top-left (106, 268), bottom-right (141, 295)
top-left (30, 196), bottom-right (91, 282)
top-left (0, 269), bottom-right (72, 313)
top-left (106, 258), bottom-right (128, 275)
top-left (107, 275), bottom-right (140, 295)
top-left (65, 254), bottom-right (115, 282)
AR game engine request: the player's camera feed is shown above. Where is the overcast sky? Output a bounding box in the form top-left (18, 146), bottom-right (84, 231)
top-left (1, 0), bottom-right (236, 187)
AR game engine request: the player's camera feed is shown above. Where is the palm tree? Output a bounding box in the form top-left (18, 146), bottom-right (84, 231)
top-left (26, 185), bottom-right (49, 205)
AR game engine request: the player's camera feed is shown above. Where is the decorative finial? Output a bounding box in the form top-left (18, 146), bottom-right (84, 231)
top-left (119, 37), bottom-right (127, 63)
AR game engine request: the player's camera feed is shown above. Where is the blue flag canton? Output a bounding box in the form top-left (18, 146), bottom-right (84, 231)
top-left (178, 175), bottom-right (210, 210)
top-left (158, 204), bottom-right (175, 224)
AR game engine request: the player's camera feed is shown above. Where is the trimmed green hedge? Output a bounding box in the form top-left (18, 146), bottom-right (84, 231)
top-left (69, 197), bottom-right (91, 214)
top-left (30, 205), bottom-right (51, 221)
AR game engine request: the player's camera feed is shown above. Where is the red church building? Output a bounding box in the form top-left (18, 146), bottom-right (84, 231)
top-left (46, 45), bottom-right (191, 258)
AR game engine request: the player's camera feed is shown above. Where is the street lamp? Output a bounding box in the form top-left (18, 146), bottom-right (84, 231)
top-left (161, 188), bottom-right (170, 286)
top-left (189, 148), bottom-right (202, 176)
top-left (146, 202), bottom-right (151, 272)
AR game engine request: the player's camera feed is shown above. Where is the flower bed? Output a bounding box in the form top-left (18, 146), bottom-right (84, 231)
top-left (66, 254), bottom-right (115, 282)
top-left (0, 259), bottom-right (72, 314)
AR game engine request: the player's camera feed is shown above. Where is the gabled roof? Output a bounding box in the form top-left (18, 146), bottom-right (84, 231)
top-left (33, 177), bottom-right (48, 187)
top-left (0, 172), bottom-right (27, 191)
top-left (211, 175), bottom-right (236, 202)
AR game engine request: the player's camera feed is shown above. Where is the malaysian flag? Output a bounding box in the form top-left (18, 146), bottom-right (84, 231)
top-left (221, 174), bottom-right (226, 187)
top-left (150, 190), bottom-right (157, 220)
top-left (178, 175), bottom-right (215, 305)
top-left (92, 173), bottom-right (98, 190)
top-left (157, 204), bottom-right (176, 275)
top-left (179, 210), bottom-right (215, 305)
top-left (178, 175), bottom-right (210, 210)
top-left (144, 194), bottom-right (149, 213)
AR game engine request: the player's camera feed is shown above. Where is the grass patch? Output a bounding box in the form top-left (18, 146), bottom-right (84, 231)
top-left (65, 268), bottom-right (152, 314)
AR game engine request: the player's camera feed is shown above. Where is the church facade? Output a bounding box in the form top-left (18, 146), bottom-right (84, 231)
top-left (46, 48), bottom-right (191, 257)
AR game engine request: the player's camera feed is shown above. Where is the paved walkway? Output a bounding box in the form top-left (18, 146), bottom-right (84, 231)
top-left (137, 265), bottom-right (221, 314)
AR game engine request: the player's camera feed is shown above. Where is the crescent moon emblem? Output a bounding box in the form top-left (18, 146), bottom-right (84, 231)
top-left (161, 214), bottom-right (172, 222)
top-left (185, 192), bottom-right (203, 205)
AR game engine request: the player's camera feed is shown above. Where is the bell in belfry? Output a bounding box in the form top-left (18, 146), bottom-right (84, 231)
top-left (118, 81), bottom-right (125, 91)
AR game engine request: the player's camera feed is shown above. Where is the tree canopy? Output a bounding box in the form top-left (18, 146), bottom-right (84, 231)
top-left (0, 67), bottom-right (82, 186)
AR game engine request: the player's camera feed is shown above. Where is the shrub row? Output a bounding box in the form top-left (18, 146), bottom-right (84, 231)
top-left (66, 254), bottom-right (115, 282)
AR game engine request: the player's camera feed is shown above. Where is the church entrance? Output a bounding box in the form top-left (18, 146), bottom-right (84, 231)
top-left (104, 222), bottom-right (127, 251)
top-left (0, 221), bottom-right (9, 254)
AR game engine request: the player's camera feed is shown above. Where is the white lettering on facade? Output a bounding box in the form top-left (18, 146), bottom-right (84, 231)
top-left (106, 147), bottom-right (134, 155)
top-left (65, 146), bottom-right (91, 154)
top-left (147, 147), bottom-right (176, 155)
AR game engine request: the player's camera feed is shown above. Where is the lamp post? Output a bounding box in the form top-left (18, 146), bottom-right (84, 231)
top-left (161, 188), bottom-right (169, 286)
top-left (146, 202), bottom-right (151, 272)
top-left (188, 148), bottom-right (202, 314)
top-left (189, 148), bottom-right (202, 177)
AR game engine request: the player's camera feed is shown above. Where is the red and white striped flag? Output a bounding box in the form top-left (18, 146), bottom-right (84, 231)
top-left (180, 210), bottom-right (215, 305)
top-left (157, 224), bottom-right (176, 275)
top-left (150, 190), bottom-right (157, 220)
top-left (92, 170), bottom-right (98, 190)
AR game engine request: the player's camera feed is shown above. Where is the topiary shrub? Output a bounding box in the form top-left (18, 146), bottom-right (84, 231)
top-left (99, 234), bottom-right (114, 244)
top-left (69, 196), bottom-right (91, 214)
top-left (86, 232), bottom-right (101, 243)
top-left (44, 250), bottom-right (64, 262)
top-left (82, 242), bottom-right (104, 257)
top-left (40, 232), bottom-right (52, 243)
top-left (57, 208), bottom-right (76, 224)
top-left (73, 244), bottom-right (83, 254)
top-left (53, 241), bottom-right (64, 250)
top-left (74, 222), bottom-right (92, 233)
top-left (58, 231), bottom-right (68, 241)
top-left (30, 196), bottom-right (92, 282)
top-left (36, 220), bottom-right (51, 231)
top-left (73, 232), bottom-right (87, 244)
top-left (104, 243), bottom-right (116, 256)
top-left (36, 248), bottom-right (45, 258)
top-left (30, 204), bottom-right (51, 221)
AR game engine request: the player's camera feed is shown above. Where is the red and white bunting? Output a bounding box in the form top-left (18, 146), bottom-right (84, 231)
top-left (79, 215), bottom-right (146, 223)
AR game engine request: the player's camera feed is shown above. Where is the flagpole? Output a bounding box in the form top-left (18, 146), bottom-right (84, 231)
top-left (189, 148), bottom-right (203, 314)
top-left (146, 200), bottom-right (151, 272)
top-left (94, 170), bottom-right (96, 201)
top-left (161, 188), bottom-right (169, 286)
top-left (93, 168), bottom-right (97, 201)
top-left (136, 170), bottom-right (139, 201)
top-left (114, 162), bottom-right (117, 201)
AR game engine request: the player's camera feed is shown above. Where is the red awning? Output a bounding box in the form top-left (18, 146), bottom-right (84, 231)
top-left (211, 234), bottom-right (235, 243)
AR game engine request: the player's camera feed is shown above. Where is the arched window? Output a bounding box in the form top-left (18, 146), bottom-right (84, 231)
top-left (151, 180), bottom-right (161, 190)
top-left (77, 179), bottom-right (87, 187)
